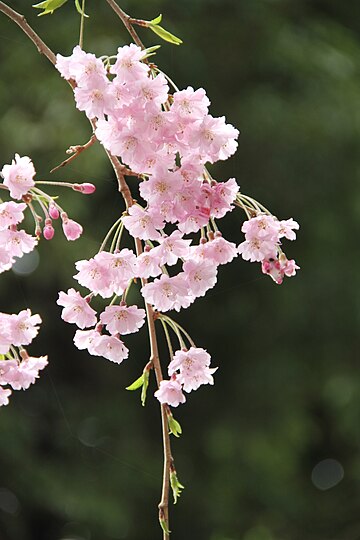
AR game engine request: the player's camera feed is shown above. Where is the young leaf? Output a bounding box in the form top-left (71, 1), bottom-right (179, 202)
top-left (141, 45), bottom-right (161, 61)
top-left (141, 369), bottom-right (150, 407)
top-left (126, 374), bottom-right (144, 391)
top-left (170, 470), bottom-right (185, 504)
top-left (148, 24), bottom-right (183, 46)
top-left (159, 519), bottom-right (171, 535)
top-left (74, 0), bottom-right (89, 18)
top-left (150, 14), bottom-right (162, 25)
top-left (32, 0), bottom-right (69, 16)
top-left (168, 414), bottom-right (182, 437)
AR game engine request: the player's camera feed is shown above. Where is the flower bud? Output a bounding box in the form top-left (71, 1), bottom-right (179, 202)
top-left (73, 183), bottom-right (96, 194)
top-left (49, 204), bottom-right (60, 220)
top-left (61, 213), bottom-right (83, 241)
top-left (43, 221), bottom-right (55, 240)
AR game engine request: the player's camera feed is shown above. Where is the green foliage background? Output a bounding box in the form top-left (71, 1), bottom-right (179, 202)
top-left (0, 1), bottom-right (359, 539)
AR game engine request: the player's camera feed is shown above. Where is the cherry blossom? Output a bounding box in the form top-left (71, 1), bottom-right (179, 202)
top-left (57, 288), bottom-right (97, 329)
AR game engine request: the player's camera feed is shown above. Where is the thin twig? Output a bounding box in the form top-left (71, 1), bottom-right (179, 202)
top-left (104, 0), bottom-right (146, 50)
top-left (50, 134), bottom-right (97, 174)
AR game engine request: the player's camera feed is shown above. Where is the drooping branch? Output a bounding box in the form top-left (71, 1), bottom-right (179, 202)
top-left (0, 3), bottom-right (172, 537)
top-left (0, 2), bottom-right (56, 65)
top-left (104, 0), bottom-right (146, 50)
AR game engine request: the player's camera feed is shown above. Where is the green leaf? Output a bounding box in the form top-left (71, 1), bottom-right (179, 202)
top-left (170, 470), bottom-right (185, 504)
top-left (150, 14), bottom-right (162, 25)
top-left (159, 519), bottom-right (171, 535)
top-left (74, 0), bottom-right (89, 17)
top-left (141, 45), bottom-right (161, 60)
top-left (168, 414), bottom-right (182, 438)
top-left (141, 369), bottom-right (150, 407)
top-left (148, 24), bottom-right (183, 46)
top-left (32, 0), bottom-right (68, 16)
top-left (126, 374), bottom-right (144, 391)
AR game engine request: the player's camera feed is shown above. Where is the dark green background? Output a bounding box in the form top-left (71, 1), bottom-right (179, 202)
top-left (0, 1), bottom-right (359, 539)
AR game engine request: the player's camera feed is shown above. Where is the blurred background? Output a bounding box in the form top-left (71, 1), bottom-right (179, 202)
top-left (0, 0), bottom-right (359, 539)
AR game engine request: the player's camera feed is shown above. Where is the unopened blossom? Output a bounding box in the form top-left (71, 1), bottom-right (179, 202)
top-left (0, 202), bottom-right (26, 230)
top-left (1, 154), bottom-right (35, 199)
top-left (8, 310), bottom-right (42, 346)
top-left (57, 288), bottom-right (97, 329)
top-left (154, 378), bottom-right (186, 407)
top-left (62, 215), bottom-right (83, 241)
top-left (100, 304), bottom-right (146, 335)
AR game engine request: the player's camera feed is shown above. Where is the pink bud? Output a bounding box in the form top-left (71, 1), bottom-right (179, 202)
top-left (49, 204), bottom-right (60, 220)
top-left (73, 183), bottom-right (96, 195)
top-left (43, 224), bottom-right (55, 240)
top-left (62, 215), bottom-right (83, 241)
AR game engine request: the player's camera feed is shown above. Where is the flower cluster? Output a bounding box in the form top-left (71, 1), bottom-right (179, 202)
top-left (238, 214), bottom-right (300, 284)
top-left (155, 347), bottom-right (217, 407)
top-left (0, 309), bottom-right (47, 406)
top-left (54, 43), bottom-right (300, 408)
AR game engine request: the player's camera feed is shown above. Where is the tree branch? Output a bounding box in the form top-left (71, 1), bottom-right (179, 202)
top-left (0, 3), bottom-right (172, 537)
top-left (104, 0), bottom-right (146, 50)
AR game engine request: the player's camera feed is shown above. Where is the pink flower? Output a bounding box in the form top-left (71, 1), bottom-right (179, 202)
top-left (200, 236), bottom-right (238, 265)
top-left (57, 288), bottom-right (97, 329)
top-left (279, 218), bottom-right (300, 241)
top-left (136, 248), bottom-right (162, 279)
top-left (0, 359), bottom-right (18, 385)
top-left (154, 378), bottom-right (186, 407)
top-left (171, 86), bottom-right (210, 121)
top-left (61, 214), bottom-right (83, 241)
top-left (0, 201), bottom-right (26, 230)
top-left (0, 314), bottom-right (12, 354)
top-left (182, 260), bottom-right (218, 297)
top-left (157, 230), bottom-right (191, 266)
top-left (100, 304), bottom-right (146, 335)
top-left (241, 215), bottom-right (280, 242)
top-left (0, 387), bottom-right (11, 407)
top-left (74, 253), bottom-right (114, 298)
top-left (261, 255), bottom-right (300, 284)
top-left (8, 310), bottom-right (42, 346)
top-left (74, 329), bottom-right (102, 355)
top-left (0, 229), bottom-right (37, 259)
top-left (238, 238), bottom-right (278, 262)
top-left (110, 44), bottom-right (149, 83)
top-left (168, 347), bottom-right (217, 392)
top-left (92, 335), bottom-right (129, 364)
top-left (141, 274), bottom-right (190, 312)
top-left (1, 154), bottom-right (36, 199)
top-left (8, 356), bottom-right (48, 391)
top-left (122, 205), bottom-right (164, 240)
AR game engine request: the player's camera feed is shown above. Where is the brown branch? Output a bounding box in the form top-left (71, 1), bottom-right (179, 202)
top-left (0, 2), bottom-right (56, 65)
top-left (50, 134), bottom-right (97, 174)
top-left (104, 0), bottom-right (146, 50)
top-left (0, 3), bottom-right (172, 537)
